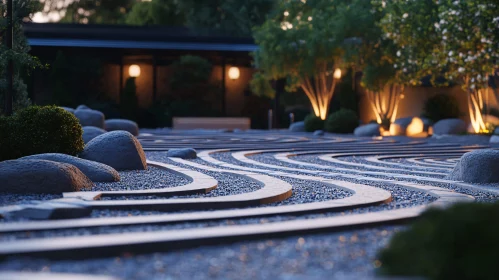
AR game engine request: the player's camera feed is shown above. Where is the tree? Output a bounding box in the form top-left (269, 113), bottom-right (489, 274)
top-left (378, 0), bottom-right (499, 133)
top-left (38, 0), bottom-right (135, 24)
top-left (0, 0), bottom-right (42, 115)
top-left (253, 0), bottom-right (346, 120)
top-left (176, 0), bottom-right (274, 37)
top-left (125, 0), bottom-right (184, 26)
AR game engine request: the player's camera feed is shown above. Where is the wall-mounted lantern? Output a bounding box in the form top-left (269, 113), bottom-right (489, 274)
top-left (129, 64), bottom-right (141, 78)
top-left (228, 67), bottom-right (240, 80)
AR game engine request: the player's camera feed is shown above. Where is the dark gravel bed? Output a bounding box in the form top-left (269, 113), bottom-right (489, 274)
top-left (91, 166), bottom-right (191, 192)
top-left (292, 155), bottom-right (446, 178)
top-left (0, 225), bottom-right (403, 280)
top-left (100, 172), bottom-right (263, 201)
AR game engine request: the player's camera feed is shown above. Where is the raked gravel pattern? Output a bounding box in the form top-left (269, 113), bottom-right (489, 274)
top-left (91, 166), bottom-right (191, 192)
top-left (0, 226), bottom-right (403, 280)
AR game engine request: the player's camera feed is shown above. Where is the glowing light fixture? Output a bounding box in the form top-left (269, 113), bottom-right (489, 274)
top-left (228, 67), bottom-right (240, 80)
top-left (129, 64), bottom-right (141, 77)
top-left (333, 68), bottom-right (342, 79)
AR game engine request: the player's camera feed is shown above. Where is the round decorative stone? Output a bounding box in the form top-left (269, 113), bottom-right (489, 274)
top-left (83, 126), bottom-right (107, 144)
top-left (75, 109), bottom-right (105, 129)
top-left (354, 124), bottom-right (380, 137)
top-left (289, 121), bottom-right (305, 132)
top-left (433, 118), bottom-right (466, 135)
top-left (166, 148), bottom-right (197, 159)
top-left (447, 149), bottom-right (499, 183)
top-left (0, 159), bottom-right (93, 194)
top-left (80, 131), bottom-right (147, 171)
top-left (105, 119), bottom-right (139, 136)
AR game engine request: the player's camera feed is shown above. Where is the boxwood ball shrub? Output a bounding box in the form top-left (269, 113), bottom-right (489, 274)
top-left (325, 109), bottom-right (359, 133)
top-left (0, 106), bottom-right (85, 161)
top-left (378, 202), bottom-right (499, 280)
top-left (304, 114), bottom-right (325, 132)
top-left (422, 94), bottom-right (461, 123)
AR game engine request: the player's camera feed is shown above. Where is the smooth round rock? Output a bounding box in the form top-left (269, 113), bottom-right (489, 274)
top-left (20, 153), bottom-right (120, 182)
top-left (354, 124), bottom-right (380, 137)
top-left (490, 135), bottom-right (499, 144)
top-left (433, 118), bottom-right (466, 135)
top-left (80, 131), bottom-right (147, 171)
top-left (0, 159), bottom-right (93, 194)
top-left (313, 130), bottom-right (324, 136)
top-left (76, 105), bottom-right (91, 110)
top-left (289, 121), bottom-right (305, 132)
top-left (83, 126), bottom-right (107, 144)
top-left (447, 149), bottom-right (499, 183)
top-left (166, 148), bottom-right (197, 159)
top-left (60, 107), bottom-right (74, 114)
top-left (75, 109), bottom-right (105, 129)
top-left (105, 119), bottom-right (139, 136)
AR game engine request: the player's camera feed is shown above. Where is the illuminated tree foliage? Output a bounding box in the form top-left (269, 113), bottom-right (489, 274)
top-left (253, 0), bottom-right (346, 120)
top-left (125, 0), bottom-right (184, 26)
top-left (0, 0), bottom-right (43, 115)
top-left (378, 0), bottom-right (499, 133)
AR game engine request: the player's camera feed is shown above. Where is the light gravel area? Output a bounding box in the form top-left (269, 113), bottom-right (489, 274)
top-left (91, 166), bottom-right (191, 192)
top-left (0, 226), bottom-right (403, 280)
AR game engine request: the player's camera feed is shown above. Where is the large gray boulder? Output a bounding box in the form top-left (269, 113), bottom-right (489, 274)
top-left (80, 131), bottom-right (147, 171)
top-left (447, 149), bottom-right (499, 183)
top-left (83, 126), bottom-right (107, 144)
top-left (354, 124), bottom-right (380, 137)
top-left (433, 118), bottom-right (466, 135)
top-left (20, 153), bottom-right (120, 182)
top-left (491, 135), bottom-right (499, 144)
top-left (289, 121), bottom-right (305, 132)
top-left (167, 148), bottom-right (197, 159)
top-left (0, 159), bottom-right (93, 194)
top-left (105, 119), bottom-right (139, 136)
top-left (74, 109), bottom-right (105, 129)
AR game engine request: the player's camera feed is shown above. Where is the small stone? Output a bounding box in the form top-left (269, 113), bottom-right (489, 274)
top-left (75, 109), bottom-right (105, 129)
top-left (167, 148), bottom-right (197, 159)
top-left (447, 149), bottom-right (499, 183)
top-left (313, 130), bottom-right (324, 136)
top-left (289, 121), bottom-right (305, 132)
top-left (83, 126), bottom-right (107, 144)
top-left (433, 118), bottom-right (466, 135)
top-left (354, 124), bottom-right (380, 137)
top-left (105, 119), bottom-right (140, 136)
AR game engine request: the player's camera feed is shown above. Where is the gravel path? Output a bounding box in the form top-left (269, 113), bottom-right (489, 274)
top-left (0, 226), bottom-right (403, 280)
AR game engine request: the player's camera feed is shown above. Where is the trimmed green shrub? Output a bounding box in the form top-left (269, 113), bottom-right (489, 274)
top-left (0, 106), bottom-right (84, 161)
top-left (325, 109), bottom-right (359, 133)
top-left (422, 94), bottom-right (461, 123)
top-left (378, 202), bottom-right (499, 280)
top-left (304, 114), bottom-right (324, 132)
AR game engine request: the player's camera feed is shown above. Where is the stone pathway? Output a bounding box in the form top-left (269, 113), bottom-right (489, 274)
top-left (0, 131), bottom-right (498, 279)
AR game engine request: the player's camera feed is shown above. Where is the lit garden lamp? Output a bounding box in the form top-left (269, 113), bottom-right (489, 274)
top-left (129, 64), bottom-right (141, 78)
top-left (228, 67), bottom-right (240, 80)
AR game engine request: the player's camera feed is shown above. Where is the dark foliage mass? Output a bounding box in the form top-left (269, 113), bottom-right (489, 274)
top-left (379, 202), bottom-right (499, 280)
top-left (325, 108), bottom-right (359, 133)
top-left (0, 106), bottom-right (84, 161)
top-left (421, 94), bottom-right (461, 122)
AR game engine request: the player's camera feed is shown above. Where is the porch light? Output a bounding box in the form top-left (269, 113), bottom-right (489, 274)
top-left (129, 65), bottom-right (141, 77)
top-left (228, 67), bottom-right (240, 80)
top-left (333, 68), bottom-right (342, 79)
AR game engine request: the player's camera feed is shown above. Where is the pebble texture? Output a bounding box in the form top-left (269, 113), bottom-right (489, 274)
top-left (354, 124), bottom-right (380, 137)
top-left (289, 121), bottom-right (305, 132)
top-left (166, 148), bottom-right (197, 159)
top-left (83, 126), bottom-right (107, 144)
top-left (447, 149), bottom-right (499, 183)
top-left (20, 153), bottom-right (120, 182)
top-left (0, 159), bottom-right (93, 194)
top-left (75, 109), bottom-right (105, 129)
top-left (81, 131), bottom-right (147, 171)
top-left (105, 119), bottom-right (139, 136)
top-left (433, 118), bottom-right (466, 135)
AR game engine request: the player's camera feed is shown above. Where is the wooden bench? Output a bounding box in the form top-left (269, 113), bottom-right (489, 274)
top-left (173, 117), bottom-right (251, 130)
